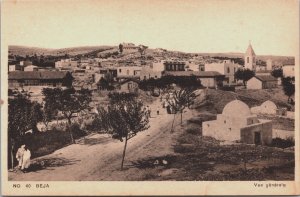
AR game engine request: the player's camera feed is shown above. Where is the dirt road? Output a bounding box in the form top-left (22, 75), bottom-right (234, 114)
top-left (8, 98), bottom-right (195, 181)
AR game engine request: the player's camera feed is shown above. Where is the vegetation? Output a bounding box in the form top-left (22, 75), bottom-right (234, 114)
top-left (96, 92), bottom-right (150, 170)
top-left (97, 73), bottom-right (115, 90)
top-left (271, 68), bottom-right (283, 78)
top-left (282, 77), bottom-right (295, 104)
top-left (139, 75), bottom-right (202, 95)
top-left (42, 88), bottom-right (92, 143)
top-left (119, 44), bottom-right (123, 54)
top-left (234, 68), bottom-right (255, 86)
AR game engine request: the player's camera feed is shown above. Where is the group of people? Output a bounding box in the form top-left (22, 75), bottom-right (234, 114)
top-left (16, 144), bottom-right (31, 173)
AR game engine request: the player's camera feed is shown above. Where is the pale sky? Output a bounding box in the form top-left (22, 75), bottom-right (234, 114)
top-left (2, 0), bottom-right (299, 56)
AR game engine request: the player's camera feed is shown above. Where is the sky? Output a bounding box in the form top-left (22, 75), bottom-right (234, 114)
top-left (2, 0), bottom-right (299, 56)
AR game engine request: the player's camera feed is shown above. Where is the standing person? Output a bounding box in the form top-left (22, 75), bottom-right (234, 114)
top-left (147, 106), bottom-right (151, 118)
top-left (16, 145), bottom-right (25, 169)
top-left (21, 146), bottom-right (31, 173)
top-left (156, 106), bottom-right (160, 115)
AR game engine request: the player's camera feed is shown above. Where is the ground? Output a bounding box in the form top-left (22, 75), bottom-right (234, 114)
top-left (9, 98), bottom-right (190, 181)
top-left (8, 89), bottom-right (295, 181)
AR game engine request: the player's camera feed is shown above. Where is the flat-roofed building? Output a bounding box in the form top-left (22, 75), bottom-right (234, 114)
top-left (205, 60), bottom-right (240, 85)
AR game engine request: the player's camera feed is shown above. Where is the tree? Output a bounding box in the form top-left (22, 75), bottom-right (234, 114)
top-left (41, 102), bottom-right (54, 131)
top-left (42, 88), bottom-right (92, 143)
top-left (282, 77), bottom-right (295, 103)
top-left (234, 69), bottom-right (255, 86)
top-left (271, 68), bottom-right (283, 78)
top-left (139, 75), bottom-right (202, 96)
top-left (167, 88), bottom-right (198, 132)
top-left (119, 44), bottom-right (123, 54)
top-left (97, 93), bottom-right (149, 170)
top-left (8, 93), bottom-right (41, 169)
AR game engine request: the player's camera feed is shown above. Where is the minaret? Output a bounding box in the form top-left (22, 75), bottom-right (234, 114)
top-left (244, 41), bottom-right (256, 70)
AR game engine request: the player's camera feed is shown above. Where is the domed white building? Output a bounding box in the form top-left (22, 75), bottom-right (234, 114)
top-left (250, 100), bottom-right (278, 115)
top-left (202, 100), bottom-right (272, 145)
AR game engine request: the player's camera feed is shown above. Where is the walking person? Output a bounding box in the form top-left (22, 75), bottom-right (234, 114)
top-left (156, 106), bottom-right (160, 116)
top-left (146, 106), bottom-right (151, 118)
top-left (21, 146), bottom-right (31, 173)
top-left (16, 145), bottom-right (25, 169)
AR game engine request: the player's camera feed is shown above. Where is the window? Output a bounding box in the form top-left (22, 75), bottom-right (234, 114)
top-left (247, 57), bottom-right (249, 63)
top-left (127, 70), bottom-right (129, 75)
top-left (155, 75), bottom-right (157, 79)
top-left (227, 67), bottom-right (230, 73)
top-left (224, 120), bottom-right (226, 124)
top-left (119, 69), bottom-right (121, 73)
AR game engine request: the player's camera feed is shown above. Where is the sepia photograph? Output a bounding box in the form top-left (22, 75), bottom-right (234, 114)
top-left (1, 0), bottom-right (299, 195)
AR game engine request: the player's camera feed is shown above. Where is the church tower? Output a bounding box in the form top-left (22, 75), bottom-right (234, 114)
top-left (244, 42), bottom-right (256, 70)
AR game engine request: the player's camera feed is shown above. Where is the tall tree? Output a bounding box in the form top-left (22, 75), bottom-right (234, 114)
top-left (119, 44), bottom-right (123, 54)
top-left (282, 77), bottom-right (295, 103)
top-left (8, 93), bottom-right (42, 169)
top-left (97, 93), bottom-right (149, 170)
top-left (167, 88), bottom-right (198, 131)
top-left (42, 88), bottom-right (92, 143)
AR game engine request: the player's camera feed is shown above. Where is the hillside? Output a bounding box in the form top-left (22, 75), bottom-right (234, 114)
top-left (9, 45), bottom-right (114, 56)
top-left (195, 88), bottom-right (292, 114)
top-left (9, 45), bottom-right (294, 65)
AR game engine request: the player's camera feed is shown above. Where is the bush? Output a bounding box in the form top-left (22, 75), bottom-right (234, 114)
top-left (186, 123), bottom-right (200, 134)
top-left (70, 123), bottom-right (87, 139)
top-left (270, 137), bottom-right (294, 149)
top-left (20, 129), bottom-right (71, 158)
top-left (86, 117), bottom-right (102, 131)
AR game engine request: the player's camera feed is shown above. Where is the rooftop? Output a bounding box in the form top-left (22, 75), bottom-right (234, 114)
top-left (9, 71), bottom-right (73, 80)
top-left (254, 75), bottom-right (277, 82)
top-left (163, 71), bottom-right (224, 77)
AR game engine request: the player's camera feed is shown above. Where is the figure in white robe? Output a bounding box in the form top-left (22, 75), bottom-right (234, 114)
top-left (16, 145), bottom-right (25, 168)
top-left (21, 148), bottom-right (31, 172)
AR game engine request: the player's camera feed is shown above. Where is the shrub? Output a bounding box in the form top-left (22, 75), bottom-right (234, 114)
top-left (270, 137), bottom-right (294, 149)
top-left (186, 123), bottom-right (200, 134)
top-left (70, 123), bottom-right (87, 139)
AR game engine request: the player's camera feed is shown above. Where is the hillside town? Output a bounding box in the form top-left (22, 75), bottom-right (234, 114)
top-left (7, 42), bottom-right (295, 181)
top-left (8, 42), bottom-right (295, 99)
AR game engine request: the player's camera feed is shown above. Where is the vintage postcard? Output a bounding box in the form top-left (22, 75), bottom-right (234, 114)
top-left (1, 0), bottom-right (299, 195)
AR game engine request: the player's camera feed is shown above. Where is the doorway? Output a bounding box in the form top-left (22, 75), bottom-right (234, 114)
top-left (254, 132), bottom-right (261, 145)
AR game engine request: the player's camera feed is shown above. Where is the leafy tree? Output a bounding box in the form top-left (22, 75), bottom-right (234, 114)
top-left (139, 75), bottom-right (202, 96)
top-left (97, 72), bottom-right (115, 90)
top-left (234, 69), bottom-right (255, 86)
top-left (282, 77), bottom-right (295, 103)
top-left (41, 102), bottom-right (54, 131)
top-left (8, 93), bottom-right (42, 169)
top-left (42, 88), bottom-right (92, 143)
top-left (271, 68), bottom-right (283, 78)
top-left (119, 44), bottom-right (123, 54)
top-left (97, 93), bottom-right (149, 170)
top-left (167, 88), bottom-right (198, 131)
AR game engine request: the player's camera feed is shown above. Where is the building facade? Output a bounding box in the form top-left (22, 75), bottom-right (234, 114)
top-left (247, 75), bottom-right (278, 89)
top-left (202, 100), bottom-right (272, 145)
top-left (205, 60), bottom-right (240, 85)
top-left (282, 65), bottom-right (295, 78)
top-left (117, 66), bottom-right (141, 79)
top-left (163, 71), bottom-right (224, 88)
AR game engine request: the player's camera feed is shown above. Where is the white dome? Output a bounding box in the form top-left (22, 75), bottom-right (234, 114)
top-left (261, 100), bottom-right (277, 109)
top-left (222, 100), bottom-right (251, 117)
top-left (260, 100), bottom-right (277, 114)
